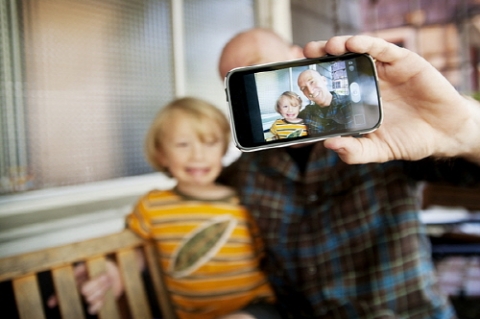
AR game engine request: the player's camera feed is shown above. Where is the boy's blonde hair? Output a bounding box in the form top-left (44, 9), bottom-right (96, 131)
top-left (145, 97), bottom-right (231, 173)
top-left (275, 91), bottom-right (302, 113)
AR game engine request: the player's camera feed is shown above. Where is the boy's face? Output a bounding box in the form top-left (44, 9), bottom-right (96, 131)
top-left (157, 115), bottom-right (225, 189)
top-left (278, 96), bottom-right (300, 121)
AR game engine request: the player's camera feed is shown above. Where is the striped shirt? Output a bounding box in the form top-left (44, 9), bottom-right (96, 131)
top-left (269, 119), bottom-right (308, 140)
top-left (220, 142), bottom-right (480, 319)
top-left (127, 189), bottom-right (275, 319)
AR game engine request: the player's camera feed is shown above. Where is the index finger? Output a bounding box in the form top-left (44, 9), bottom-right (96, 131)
top-left (304, 35), bottom-right (408, 64)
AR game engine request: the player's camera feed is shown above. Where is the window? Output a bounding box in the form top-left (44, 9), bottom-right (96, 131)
top-left (0, 0), bottom-right (254, 195)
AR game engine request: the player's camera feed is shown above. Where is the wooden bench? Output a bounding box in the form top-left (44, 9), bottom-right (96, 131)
top-left (0, 229), bottom-right (176, 319)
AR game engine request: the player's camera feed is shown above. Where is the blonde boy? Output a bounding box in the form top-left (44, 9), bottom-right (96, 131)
top-left (77, 97), bottom-right (276, 319)
top-left (269, 91), bottom-right (308, 140)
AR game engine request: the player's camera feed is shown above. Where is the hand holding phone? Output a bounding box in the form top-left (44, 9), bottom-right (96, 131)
top-left (225, 53), bottom-right (382, 152)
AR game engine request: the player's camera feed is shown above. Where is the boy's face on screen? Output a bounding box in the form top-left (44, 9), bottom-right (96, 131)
top-left (278, 96), bottom-right (300, 121)
top-left (157, 115), bottom-right (224, 189)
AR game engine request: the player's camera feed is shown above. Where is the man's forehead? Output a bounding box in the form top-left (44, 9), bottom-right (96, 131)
top-left (219, 29), bottom-right (296, 77)
top-left (220, 42), bottom-right (264, 74)
top-left (238, 51), bottom-right (264, 67)
top-left (299, 71), bottom-right (316, 82)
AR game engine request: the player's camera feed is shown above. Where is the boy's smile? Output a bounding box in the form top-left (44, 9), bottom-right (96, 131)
top-left (278, 96), bottom-right (300, 121)
top-left (283, 112), bottom-right (299, 120)
top-left (185, 166), bottom-right (212, 177)
top-left (157, 113), bottom-right (224, 190)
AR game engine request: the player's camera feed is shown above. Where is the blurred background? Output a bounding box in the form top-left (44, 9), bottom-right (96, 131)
top-left (1, 0), bottom-right (480, 316)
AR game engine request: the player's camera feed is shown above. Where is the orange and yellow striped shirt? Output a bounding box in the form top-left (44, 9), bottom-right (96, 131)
top-left (269, 118), bottom-right (308, 140)
top-left (127, 189), bottom-right (275, 319)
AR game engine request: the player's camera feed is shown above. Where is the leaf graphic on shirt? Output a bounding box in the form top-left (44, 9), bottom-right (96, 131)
top-left (287, 129), bottom-right (303, 138)
top-left (169, 215), bottom-right (237, 278)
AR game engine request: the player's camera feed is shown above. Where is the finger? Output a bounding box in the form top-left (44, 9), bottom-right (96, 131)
top-left (73, 263), bottom-right (87, 278)
top-left (82, 274), bottom-right (109, 293)
top-left (47, 295), bottom-right (58, 308)
top-left (324, 136), bottom-right (387, 164)
top-left (73, 263), bottom-right (88, 286)
top-left (343, 35), bottom-right (408, 63)
top-left (105, 259), bottom-right (124, 298)
top-left (303, 35), bottom-right (356, 58)
top-left (322, 35), bottom-right (356, 56)
top-left (87, 299), bottom-right (104, 315)
top-left (84, 289), bottom-right (108, 307)
top-left (303, 40), bottom-right (329, 58)
top-left (343, 36), bottom-right (428, 87)
top-left (304, 35), bottom-right (411, 70)
top-left (323, 137), bottom-right (359, 164)
top-left (81, 275), bottom-right (110, 303)
top-left (320, 35), bottom-right (406, 64)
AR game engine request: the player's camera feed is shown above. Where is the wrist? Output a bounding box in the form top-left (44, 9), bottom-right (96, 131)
top-left (450, 97), bottom-right (480, 164)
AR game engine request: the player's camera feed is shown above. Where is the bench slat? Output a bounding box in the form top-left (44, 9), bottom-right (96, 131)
top-left (143, 243), bottom-right (176, 319)
top-left (118, 248), bottom-right (152, 319)
top-left (13, 274), bottom-right (46, 319)
top-left (87, 256), bottom-right (121, 319)
top-left (52, 265), bottom-right (86, 319)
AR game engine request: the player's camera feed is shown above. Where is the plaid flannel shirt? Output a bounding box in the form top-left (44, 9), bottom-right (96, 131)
top-left (220, 142), bottom-right (480, 319)
top-left (299, 92), bottom-right (352, 135)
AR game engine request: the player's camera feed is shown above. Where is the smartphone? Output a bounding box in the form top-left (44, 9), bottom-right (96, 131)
top-left (225, 53), bottom-right (382, 152)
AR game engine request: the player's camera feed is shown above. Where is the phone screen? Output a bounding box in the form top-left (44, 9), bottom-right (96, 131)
top-left (225, 53), bottom-right (382, 152)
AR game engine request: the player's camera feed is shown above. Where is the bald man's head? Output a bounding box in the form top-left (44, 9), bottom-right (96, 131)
top-left (218, 28), bottom-right (304, 78)
top-left (297, 69), bottom-right (332, 107)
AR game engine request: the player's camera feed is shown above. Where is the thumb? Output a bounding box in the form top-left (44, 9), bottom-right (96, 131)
top-left (324, 136), bottom-right (385, 164)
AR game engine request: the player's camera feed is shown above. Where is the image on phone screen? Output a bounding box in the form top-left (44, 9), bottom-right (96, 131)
top-left (226, 54), bottom-right (382, 151)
